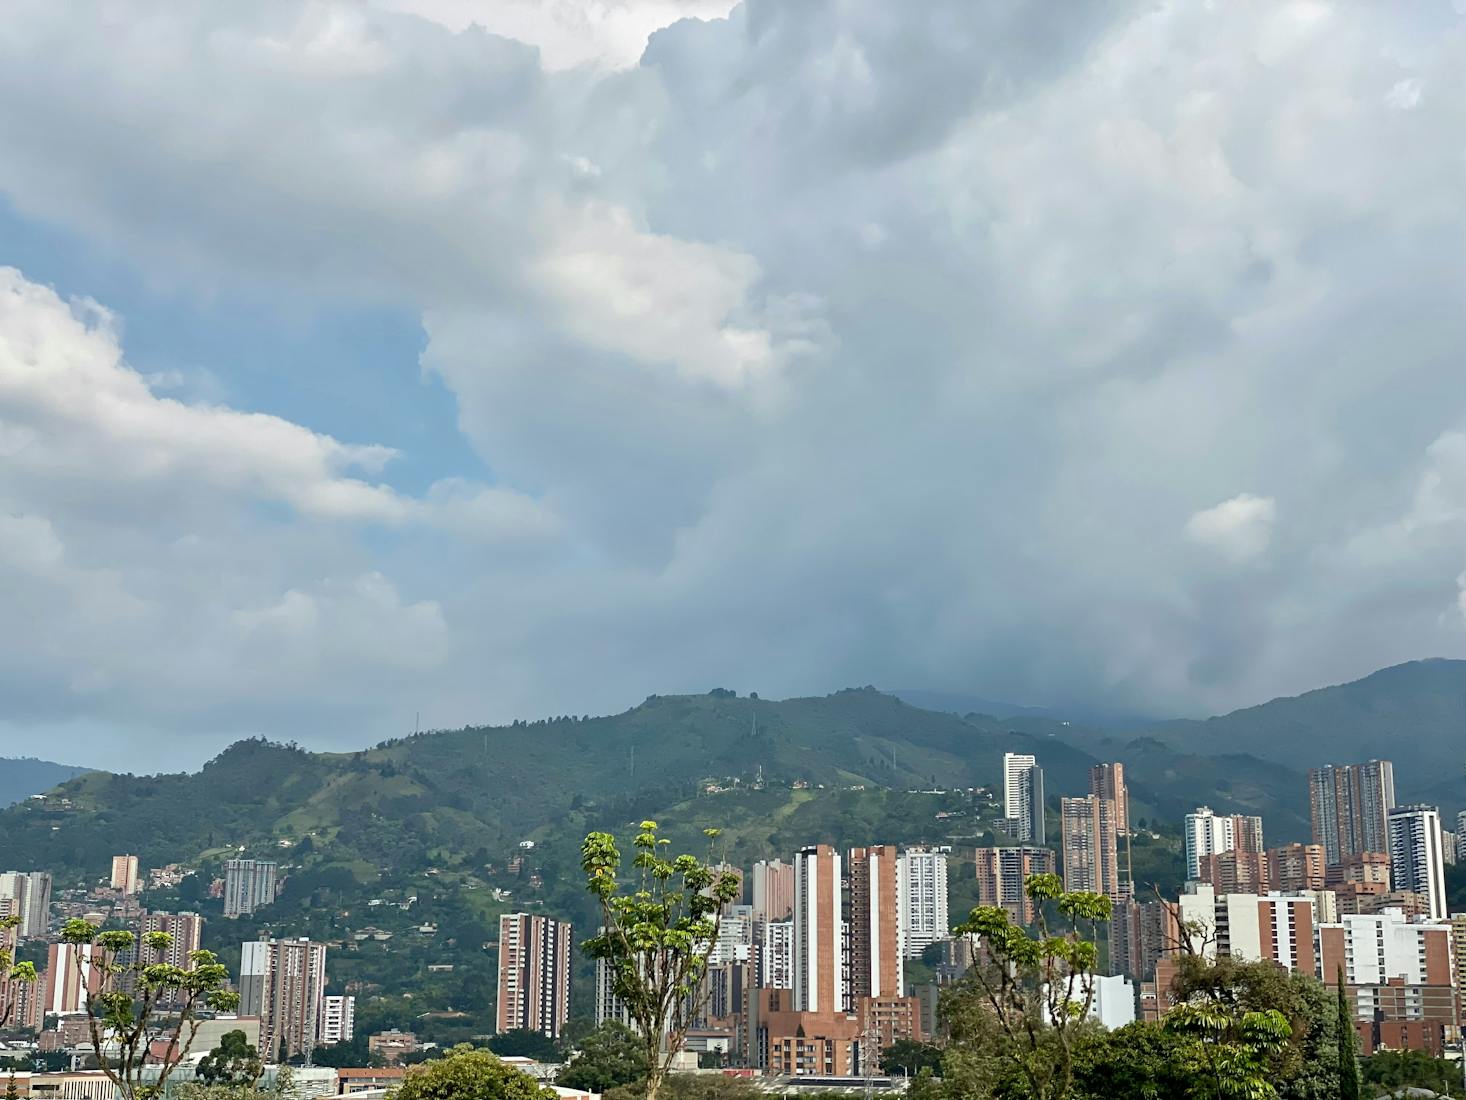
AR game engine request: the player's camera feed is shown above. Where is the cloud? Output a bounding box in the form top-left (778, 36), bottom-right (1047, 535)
top-left (4, 1), bottom-right (1466, 765)
top-left (1185, 494), bottom-right (1278, 563)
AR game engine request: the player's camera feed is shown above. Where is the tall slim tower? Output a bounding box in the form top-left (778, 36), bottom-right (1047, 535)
top-left (0, 872), bottom-right (52, 938)
top-left (496, 913), bottom-right (572, 1039)
top-left (1003, 754), bottom-right (1045, 843)
top-left (1309, 761), bottom-right (1396, 866)
top-left (240, 938), bottom-right (329, 1061)
top-left (1388, 804), bottom-right (1447, 920)
top-left (847, 846), bottom-right (902, 1000)
top-left (792, 845), bottom-right (843, 1012)
top-left (1091, 763), bottom-right (1131, 898)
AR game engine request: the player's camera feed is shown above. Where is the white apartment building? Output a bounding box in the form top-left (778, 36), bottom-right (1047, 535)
top-left (320, 995), bottom-right (355, 1045)
top-left (1387, 805), bottom-right (1447, 920)
top-left (898, 846), bottom-right (950, 959)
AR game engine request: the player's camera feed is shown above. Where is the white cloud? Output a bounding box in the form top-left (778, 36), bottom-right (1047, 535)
top-left (1185, 494), bottom-right (1278, 563)
top-left (5, 1), bottom-right (1466, 763)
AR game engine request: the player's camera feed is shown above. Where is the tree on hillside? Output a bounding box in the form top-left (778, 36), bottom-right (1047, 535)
top-left (942, 872), bottom-right (1111, 1100)
top-left (61, 918), bottom-right (238, 1100)
top-left (579, 823), bottom-right (741, 1100)
top-left (392, 1045), bottom-right (556, 1100)
top-left (0, 915), bottom-right (36, 1029)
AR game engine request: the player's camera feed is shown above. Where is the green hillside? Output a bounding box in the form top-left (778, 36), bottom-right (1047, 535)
top-left (1148, 659), bottom-right (1466, 801)
top-left (0, 687), bottom-right (1303, 884)
top-left (0, 757), bottom-right (92, 808)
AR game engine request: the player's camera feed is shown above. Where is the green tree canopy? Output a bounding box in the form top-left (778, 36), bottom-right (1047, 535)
top-left (487, 1031), bottom-right (560, 1062)
top-left (197, 1030), bottom-right (263, 1086)
top-left (556, 1023), bottom-right (649, 1095)
top-left (391, 1046), bottom-right (556, 1100)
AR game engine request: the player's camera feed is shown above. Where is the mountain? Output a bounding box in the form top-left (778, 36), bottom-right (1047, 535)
top-left (0, 757), bottom-right (91, 808)
top-left (893, 689), bottom-right (1157, 729)
top-left (0, 687), bottom-right (1302, 884)
top-left (1148, 659), bottom-right (1466, 803)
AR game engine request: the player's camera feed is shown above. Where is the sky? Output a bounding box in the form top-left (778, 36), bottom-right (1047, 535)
top-left (4, 0), bottom-right (1466, 773)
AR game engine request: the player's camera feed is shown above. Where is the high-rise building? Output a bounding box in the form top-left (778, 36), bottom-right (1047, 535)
top-left (1266, 844), bottom-right (1326, 893)
top-left (1309, 761), bottom-right (1396, 866)
top-left (1003, 754), bottom-right (1045, 843)
top-left (495, 913), bottom-right (572, 1039)
top-left (223, 860), bottom-right (278, 918)
top-left (897, 847), bottom-right (949, 959)
top-left (1319, 908), bottom-right (1455, 1054)
top-left (110, 855), bottom-right (140, 895)
top-left (1108, 897), bottom-right (1183, 982)
top-left (758, 919), bottom-right (794, 990)
top-left (749, 860), bottom-right (795, 922)
top-left (1061, 796), bottom-right (1121, 900)
top-left (41, 942), bottom-right (106, 1015)
top-left (792, 845), bottom-right (843, 1012)
top-left (1457, 810), bottom-right (1466, 865)
top-left (139, 911), bottom-right (204, 967)
top-left (593, 954), bottom-right (631, 1027)
top-left (0, 872), bottom-right (52, 938)
top-left (320, 995), bottom-right (355, 1045)
top-left (1197, 850), bottom-right (1269, 895)
top-left (1387, 805), bottom-right (1447, 920)
top-left (973, 846), bottom-right (1055, 926)
top-left (1182, 808), bottom-right (1263, 881)
top-left (1002, 753), bottom-right (1035, 819)
top-left (847, 846), bottom-right (902, 1001)
top-left (1172, 884), bottom-right (1318, 976)
top-left (240, 938), bottom-right (329, 1061)
top-left (1089, 763), bottom-right (1128, 837)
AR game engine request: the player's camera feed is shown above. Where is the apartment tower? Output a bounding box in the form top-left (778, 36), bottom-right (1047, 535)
top-left (1309, 761), bottom-right (1396, 866)
top-left (495, 913), bottom-right (572, 1039)
top-left (974, 846), bottom-right (1055, 925)
top-left (223, 860), bottom-right (278, 918)
top-left (1387, 804), bottom-right (1447, 920)
top-left (1060, 796), bottom-right (1120, 900)
top-left (792, 845), bottom-right (843, 1012)
top-left (847, 846), bottom-right (902, 1000)
top-left (749, 860), bottom-right (795, 922)
top-left (1183, 807), bottom-right (1264, 881)
top-left (1003, 753), bottom-right (1045, 843)
top-left (897, 846), bottom-right (949, 959)
top-left (110, 855), bottom-right (140, 895)
top-left (240, 938), bottom-right (329, 1061)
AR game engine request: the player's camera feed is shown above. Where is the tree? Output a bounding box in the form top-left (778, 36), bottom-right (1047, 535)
top-left (945, 872), bottom-right (1111, 1100)
top-left (197, 1030), bottom-right (263, 1087)
top-left (392, 1045), bottom-right (556, 1100)
top-left (579, 823), bottom-right (741, 1100)
top-left (60, 918), bottom-right (239, 1100)
top-left (1071, 1022), bottom-right (1188, 1100)
top-left (556, 1022), bottom-right (648, 1094)
top-left (879, 1039), bottom-right (944, 1078)
top-left (1163, 1003), bottom-right (1290, 1100)
top-left (604, 1075), bottom-right (763, 1100)
top-left (0, 915), bottom-right (36, 1030)
top-left (488, 1030), bottom-right (560, 1062)
top-left (1335, 967), bottom-right (1359, 1100)
top-left (1170, 954), bottom-right (1341, 1099)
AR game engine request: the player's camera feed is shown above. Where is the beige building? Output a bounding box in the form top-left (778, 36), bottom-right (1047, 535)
top-left (495, 913), bottom-right (572, 1039)
top-left (110, 856), bottom-right (139, 895)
